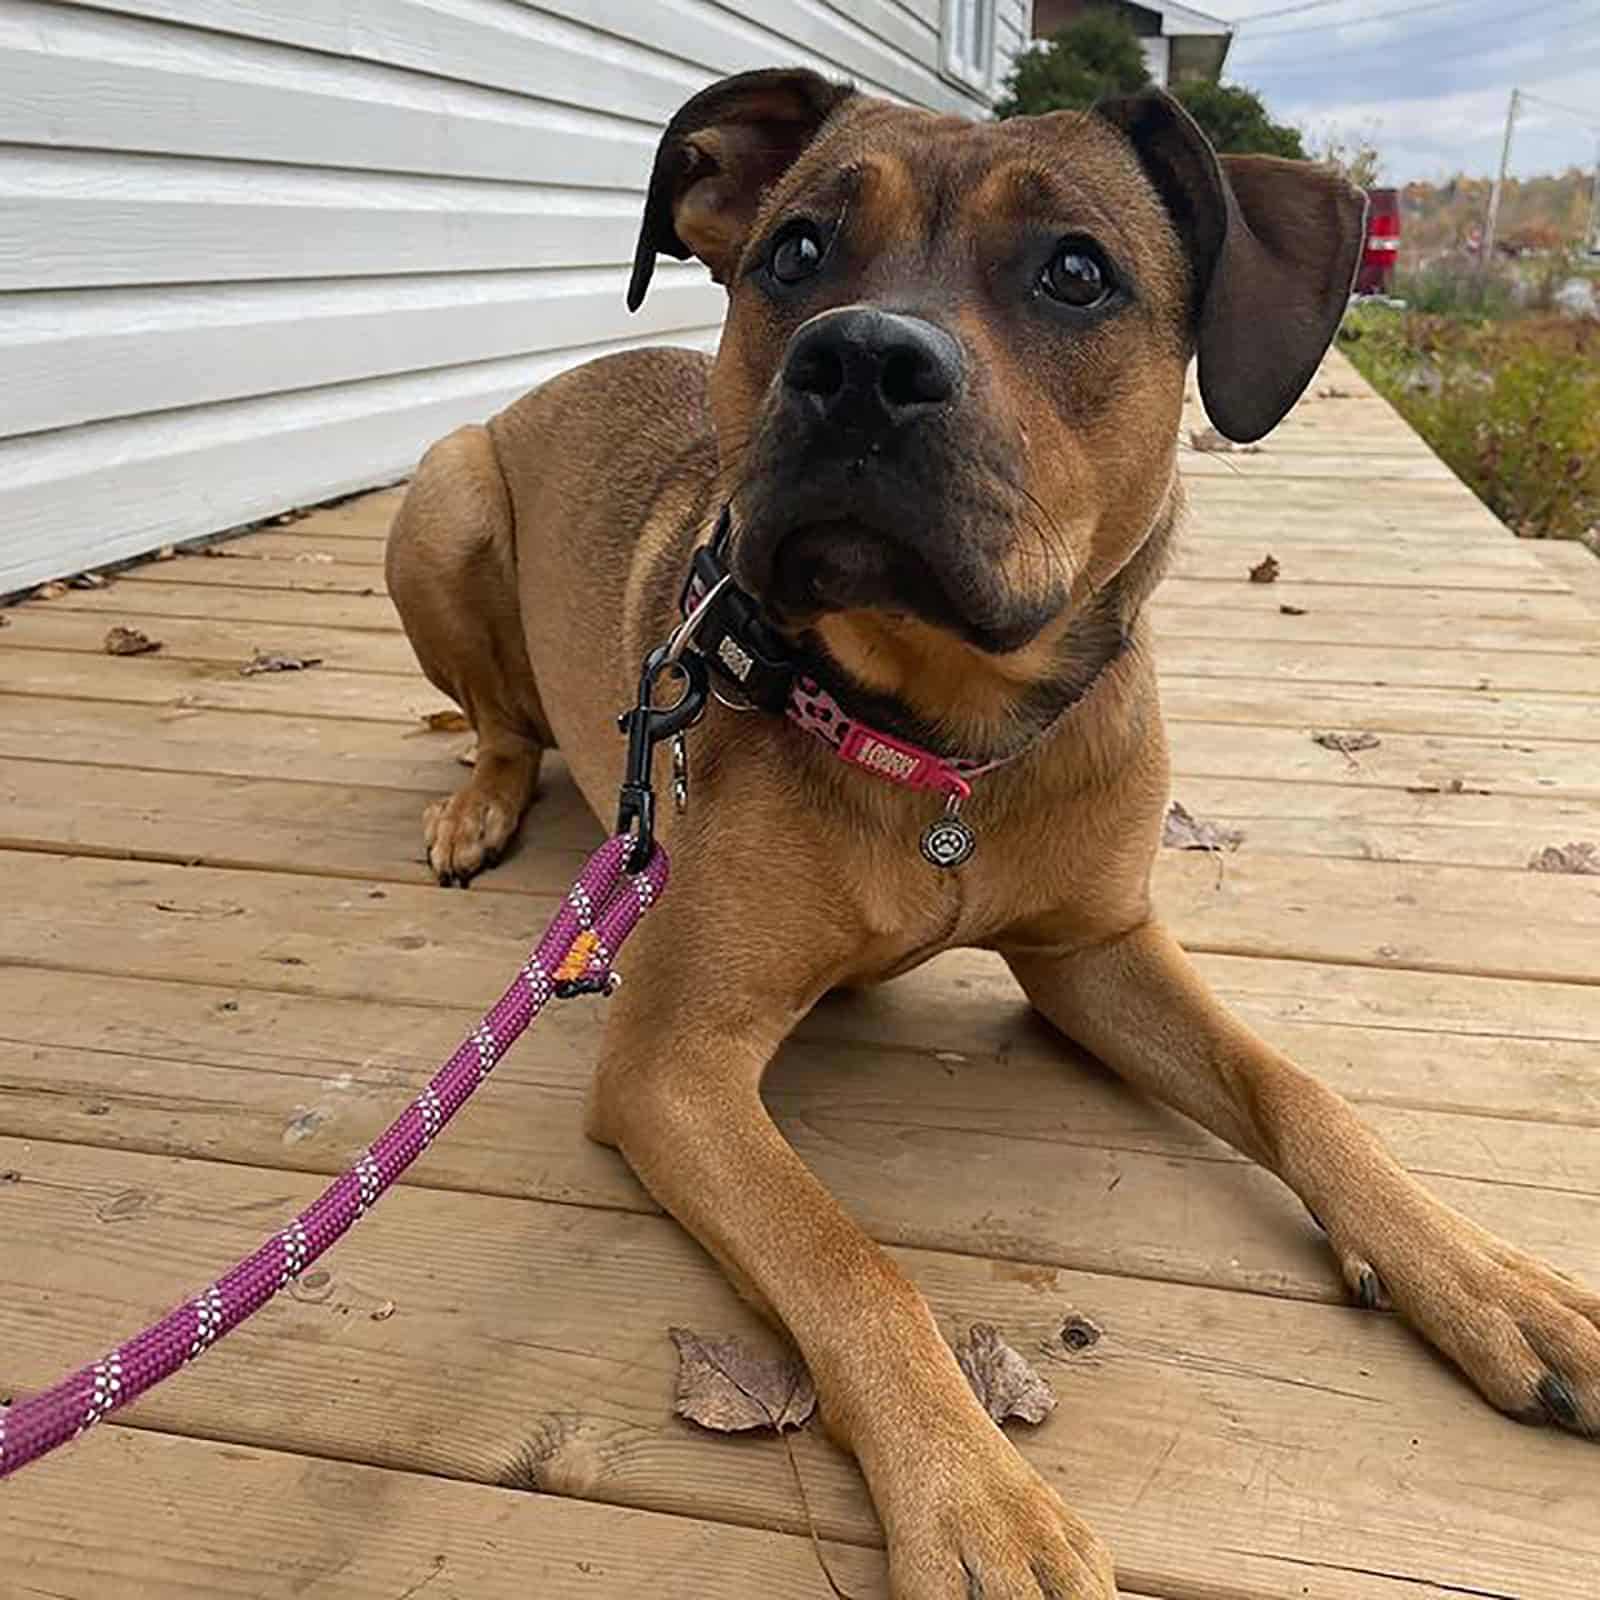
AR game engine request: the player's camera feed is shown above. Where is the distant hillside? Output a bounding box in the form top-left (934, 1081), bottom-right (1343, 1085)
top-left (1399, 170), bottom-right (1595, 260)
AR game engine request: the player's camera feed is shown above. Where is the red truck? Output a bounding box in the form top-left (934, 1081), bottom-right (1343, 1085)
top-left (1354, 187), bottom-right (1400, 295)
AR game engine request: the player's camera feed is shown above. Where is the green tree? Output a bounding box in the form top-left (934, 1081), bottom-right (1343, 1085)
top-left (994, 11), bottom-right (1151, 118)
top-left (1172, 80), bottom-right (1305, 159)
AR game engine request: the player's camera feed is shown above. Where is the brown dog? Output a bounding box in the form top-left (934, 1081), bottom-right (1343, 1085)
top-left (387, 72), bottom-right (1599, 1596)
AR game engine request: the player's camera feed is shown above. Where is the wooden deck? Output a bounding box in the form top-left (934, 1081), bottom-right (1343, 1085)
top-left (3, 347), bottom-right (1599, 1599)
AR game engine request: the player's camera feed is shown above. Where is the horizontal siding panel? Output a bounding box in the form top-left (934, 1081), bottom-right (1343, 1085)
top-left (0, 331), bottom-right (720, 593)
top-left (1, 3), bottom-right (657, 186)
top-left (71, 0), bottom-right (982, 112)
top-left (67, 0), bottom-right (706, 122)
top-left (0, 151), bottom-right (641, 289)
top-left (0, 265), bottom-right (723, 436)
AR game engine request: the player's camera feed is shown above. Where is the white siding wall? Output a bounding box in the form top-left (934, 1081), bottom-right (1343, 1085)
top-left (1, 0), bottom-right (1032, 592)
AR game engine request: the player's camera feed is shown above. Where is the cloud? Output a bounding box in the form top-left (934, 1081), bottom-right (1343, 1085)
top-left (1223, 0), bottom-right (1600, 181)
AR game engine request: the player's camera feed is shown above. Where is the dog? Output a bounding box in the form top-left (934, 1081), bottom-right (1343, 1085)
top-left (387, 71), bottom-right (1599, 1597)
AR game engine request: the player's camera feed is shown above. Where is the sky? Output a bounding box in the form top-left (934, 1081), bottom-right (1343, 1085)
top-left (1214, 0), bottom-right (1600, 184)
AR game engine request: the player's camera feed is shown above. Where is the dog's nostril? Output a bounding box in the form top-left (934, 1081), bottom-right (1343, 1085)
top-left (787, 343), bottom-right (845, 400)
top-left (879, 346), bottom-right (951, 410)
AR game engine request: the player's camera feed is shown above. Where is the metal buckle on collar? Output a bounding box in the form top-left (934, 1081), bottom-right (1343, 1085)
top-left (675, 517), bottom-right (797, 714)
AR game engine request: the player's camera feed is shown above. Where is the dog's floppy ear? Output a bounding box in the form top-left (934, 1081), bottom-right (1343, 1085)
top-left (1096, 90), bottom-right (1366, 442)
top-left (628, 68), bottom-right (856, 311)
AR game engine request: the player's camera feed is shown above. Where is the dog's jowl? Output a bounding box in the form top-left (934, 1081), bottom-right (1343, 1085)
top-left (387, 71), bottom-right (1598, 1598)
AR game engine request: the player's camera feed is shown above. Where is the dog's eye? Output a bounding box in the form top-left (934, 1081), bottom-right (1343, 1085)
top-left (1040, 241), bottom-right (1113, 309)
top-left (769, 221), bottom-right (826, 286)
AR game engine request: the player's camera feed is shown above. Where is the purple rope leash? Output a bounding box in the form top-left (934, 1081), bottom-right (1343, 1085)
top-left (0, 832), bottom-right (668, 1482)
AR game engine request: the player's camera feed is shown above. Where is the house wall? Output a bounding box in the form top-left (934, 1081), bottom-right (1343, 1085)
top-left (0, 0), bottom-right (1031, 593)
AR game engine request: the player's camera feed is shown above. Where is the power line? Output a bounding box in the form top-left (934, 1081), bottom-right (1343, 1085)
top-left (1224, 0), bottom-right (1373, 22)
top-left (1519, 88), bottom-right (1600, 130)
top-left (1237, 0), bottom-right (1505, 43)
top-left (1232, 0), bottom-right (1590, 63)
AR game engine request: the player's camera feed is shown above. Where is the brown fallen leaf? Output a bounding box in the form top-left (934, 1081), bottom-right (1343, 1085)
top-left (69, 571), bottom-right (108, 590)
top-left (669, 1328), bottom-right (816, 1433)
top-left (1528, 842), bottom-right (1600, 876)
top-left (1163, 801), bottom-right (1243, 853)
top-left (1189, 425), bottom-right (1234, 453)
top-left (1249, 554), bottom-right (1281, 584)
top-left (370, 1299), bottom-right (397, 1322)
top-left (103, 626), bottom-right (162, 657)
top-left (422, 708), bottom-right (470, 732)
top-left (955, 1324), bottom-right (1056, 1427)
top-left (241, 650), bottom-right (323, 676)
top-left (155, 544), bottom-right (177, 562)
top-left (34, 581), bottom-right (69, 601)
top-left (1318, 385), bottom-right (1352, 399)
top-left (1313, 730), bottom-right (1380, 758)
top-left (1279, 603), bottom-right (1307, 616)
top-left (456, 741), bottom-right (478, 768)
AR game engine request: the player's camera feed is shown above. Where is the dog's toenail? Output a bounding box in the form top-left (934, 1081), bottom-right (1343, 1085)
top-left (1061, 1314), bottom-right (1101, 1351)
top-left (1536, 1371), bottom-right (1580, 1429)
top-left (960, 1557), bottom-right (983, 1600)
top-left (1355, 1266), bottom-right (1383, 1309)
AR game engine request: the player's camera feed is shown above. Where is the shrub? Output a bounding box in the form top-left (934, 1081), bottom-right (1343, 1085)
top-left (1339, 306), bottom-right (1600, 541)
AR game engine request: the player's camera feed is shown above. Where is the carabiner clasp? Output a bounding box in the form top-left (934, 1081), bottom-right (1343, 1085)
top-left (615, 644), bottom-right (709, 871)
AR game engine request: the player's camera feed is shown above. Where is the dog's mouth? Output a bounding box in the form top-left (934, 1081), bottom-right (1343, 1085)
top-left (767, 520), bottom-right (952, 623)
top-left (756, 517), bottom-right (1055, 657)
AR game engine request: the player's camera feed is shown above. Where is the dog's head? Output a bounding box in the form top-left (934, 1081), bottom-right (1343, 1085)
top-left (629, 71), bottom-right (1363, 740)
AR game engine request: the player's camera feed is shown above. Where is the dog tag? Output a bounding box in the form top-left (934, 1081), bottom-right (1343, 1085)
top-left (671, 733), bottom-right (690, 814)
top-left (920, 795), bottom-right (976, 870)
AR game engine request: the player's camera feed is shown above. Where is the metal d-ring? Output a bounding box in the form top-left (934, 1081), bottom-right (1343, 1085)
top-left (663, 571), bottom-right (734, 671)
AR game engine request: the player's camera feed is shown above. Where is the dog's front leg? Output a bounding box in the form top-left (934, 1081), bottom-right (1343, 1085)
top-left (588, 888), bottom-right (1118, 1599)
top-left (1006, 920), bottom-right (1600, 1437)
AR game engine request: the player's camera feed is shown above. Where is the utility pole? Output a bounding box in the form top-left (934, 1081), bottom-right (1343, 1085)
top-left (1588, 137), bottom-right (1600, 257)
top-left (1480, 87), bottom-right (1518, 282)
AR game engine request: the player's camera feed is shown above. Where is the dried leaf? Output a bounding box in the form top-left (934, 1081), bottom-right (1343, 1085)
top-left (241, 650), bottom-right (323, 676)
top-left (34, 581), bottom-right (69, 601)
top-left (155, 544), bottom-right (177, 562)
top-left (69, 571), bottom-right (108, 590)
top-left (292, 551), bottom-right (335, 564)
top-left (1279, 603), bottom-right (1307, 616)
top-left (669, 1328), bottom-right (817, 1434)
top-left (1248, 555), bottom-right (1281, 584)
top-left (954, 1324), bottom-right (1056, 1426)
top-left (1528, 843), bottom-right (1600, 876)
top-left (1163, 801), bottom-right (1243, 853)
top-left (370, 1299), bottom-right (397, 1322)
top-left (1189, 425), bottom-right (1234, 453)
top-left (456, 741), bottom-right (478, 768)
top-left (103, 626), bottom-right (162, 657)
top-left (422, 709), bottom-right (470, 733)
top-left (1318, 385), bottom-right (1352, 399)
top-left (1313, 731), bottom-right (1380, 757)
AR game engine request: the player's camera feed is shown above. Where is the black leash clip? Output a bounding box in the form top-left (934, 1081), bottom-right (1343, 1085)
top-left (615, 644), bottom-right (709, 871)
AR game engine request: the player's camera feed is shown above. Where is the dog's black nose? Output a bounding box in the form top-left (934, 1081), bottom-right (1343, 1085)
top-left (783, 308), bottom-right (961, 432)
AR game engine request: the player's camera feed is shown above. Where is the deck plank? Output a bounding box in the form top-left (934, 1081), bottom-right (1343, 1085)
top-left (5, 753), bottom-right (1597, 875)
top-left (2, 1138), bottom-right (1596, 1600)
top-left (10, 605), bottom-right (1600, 695)
top-left (2, 1431), bottom-right (896, 1600)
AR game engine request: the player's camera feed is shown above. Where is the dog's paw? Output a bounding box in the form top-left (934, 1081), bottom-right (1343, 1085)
top-left (884, 1449), bottom-right (1117, 1599)
top-left (1334, 1200), bottom-right (1600, 1438)
top-left (423, 787), bottom-right (517, 887)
